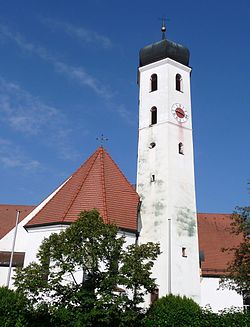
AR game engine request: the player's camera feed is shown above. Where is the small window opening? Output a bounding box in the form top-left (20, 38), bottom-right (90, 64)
top-left (151, 288), bottom-right (159, 304)
top-left (151, 174), bottom-right (155, 182)
top-left (179, 142), bottom-right (184, 155)
top-left (182, 247), bottom-right (187, 257)
top-left (243, 292), bottom-right (250, 313)
top-left (176, 74), bottom-right (183, 92)
top-left (149, 142), bottom-right (156, 149)
top-left (151, 107), bottom-right (157, 125)
top-left (0, 251), bottom-right (25, 267)
top-left (151, 74), bottom-right (158, 92)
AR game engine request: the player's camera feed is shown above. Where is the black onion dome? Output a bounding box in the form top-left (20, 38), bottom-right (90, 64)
top-left (139, 39), bottom-right (190, 67)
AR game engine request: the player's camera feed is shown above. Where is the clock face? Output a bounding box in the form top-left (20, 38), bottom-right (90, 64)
top-left (171, 103), bottom-right (189, 123)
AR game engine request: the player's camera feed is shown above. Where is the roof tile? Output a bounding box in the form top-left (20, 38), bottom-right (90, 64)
top-left (26, 147), bottom-right (139, 231)
top-left (0, 204), bottom-right (35, 240)
top-left (197, 213), bottom-right (242, 276)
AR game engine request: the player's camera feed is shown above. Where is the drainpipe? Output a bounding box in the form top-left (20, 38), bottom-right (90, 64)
top-left (7, 210), bottom-right (21, 288)
top-left (168, 218), bottom-right (172, 294)
top-left (135, 200), bottom-right (142, 245)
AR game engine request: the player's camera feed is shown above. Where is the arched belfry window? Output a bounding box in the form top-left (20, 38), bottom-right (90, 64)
top-left (176, 74), bottom-right (183, 92)
top-left (151, 74), bottom-right (158, 92)
top-left (151, 107), bottom-right (157, 125)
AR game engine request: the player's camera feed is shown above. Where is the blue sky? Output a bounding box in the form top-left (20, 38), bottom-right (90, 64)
top-left (0, 0), bottom-right (249, 213)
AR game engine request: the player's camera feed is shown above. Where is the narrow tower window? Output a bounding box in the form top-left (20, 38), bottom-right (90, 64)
top-left (176, 74), bottom-right (183, 92)
top-left (179, 142), bottom-right (184, 155)
top-left (182, 247), bottom-right (187, 257)
top-left (151, 174), bottom-right (155, 182)
top-left (151, 74), bottom-right (158, 92)
top-left (151, 107), bottom-right (157, 125)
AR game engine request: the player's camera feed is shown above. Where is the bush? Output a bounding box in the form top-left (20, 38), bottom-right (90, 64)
top-left (143, 294), bottom-right (202, 327)
top-left (219, 307), bottom-right (250, 327)
top-left (143, 294), bottom-right (250, 327)
top-left (0, 286), bottom-right (30, 327)
top-left (1, 287), bottom-right (249, 326)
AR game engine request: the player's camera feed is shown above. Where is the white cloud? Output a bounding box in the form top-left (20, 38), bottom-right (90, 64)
top-left (54, 61), bottom-right (113, 99)
top-left (0, 77), bottom-right (59, 135)
top-left (0, 78), bottom-right (80, 161)
top-left (117, 104), bottom-right (136, 125)
top-left (42, 18), bottom-right (112, 49)
top-left (0, 138), bottom-right (41, 171)
top-left (0, 24), bottom-right (133, 125)
top-left (0, 24), bottom-right (113, 99)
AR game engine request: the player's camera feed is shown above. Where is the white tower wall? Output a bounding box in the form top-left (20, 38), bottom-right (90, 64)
top-left (137, 57), bottom-right (200, 303)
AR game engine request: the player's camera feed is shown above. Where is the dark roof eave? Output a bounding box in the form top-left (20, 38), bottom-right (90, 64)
top-left (25, 221), bottom-right (71, 230)
top-left (25, 221), bottom-right (137, 235)
top-left (202, 273), bottom-right (228, 278)
top-left (201, 268), bottom-right (229, 278)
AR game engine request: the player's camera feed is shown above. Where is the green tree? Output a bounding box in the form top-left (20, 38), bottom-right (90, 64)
top-left (220, 206), bottom-right (250, 306)
top-left (14, 210), bottom-right (160, 326)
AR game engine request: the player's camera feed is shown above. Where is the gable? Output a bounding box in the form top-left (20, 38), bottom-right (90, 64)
top-left (25, 147), bottom-right (140, 231)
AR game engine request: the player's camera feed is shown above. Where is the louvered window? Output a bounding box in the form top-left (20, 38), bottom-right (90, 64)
top-left (151, 74), bottom-right (158, 92)
top-left (176, 74), bottom-right (183, 92)
top-left (151, 107), bottom-right (157, 125)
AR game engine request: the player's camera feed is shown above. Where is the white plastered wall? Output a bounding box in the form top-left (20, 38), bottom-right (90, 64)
top-left (201, 277), bottom-right (243, 312)
top-left (0, 176), bottom-right (136, 289)
top-left (0, 179), bottom-right (69, 287)
top-left (137, 58), bottom-right (200, 304)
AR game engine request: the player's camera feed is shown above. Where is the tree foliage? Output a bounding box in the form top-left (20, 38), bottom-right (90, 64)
top-left (14, 210), bottom-right (160, 326)
top-left (220, 206), bottom-right (250, 298)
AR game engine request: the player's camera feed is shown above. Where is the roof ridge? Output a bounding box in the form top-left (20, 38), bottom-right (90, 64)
top-left (0, 204), bottom-right (36, 207)
top-left (100, 147), bottom-right (108, 223)
top-left (27, 150), bottom-right (99, 224)
top-left (61, 148), bottom-right (102, 223)
top-left (104, 149), bottom-right (138, 195)
top-left (23, 147), bottom-right (139, 231)
top-left (198, 212), bottom-right (230, 215)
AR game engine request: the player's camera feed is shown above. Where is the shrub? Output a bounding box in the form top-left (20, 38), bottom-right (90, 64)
top-left (143, 294), bottom-right (250, 327)
top-left (219, 307), bottom-right (250, 327)
top-left (143, 294), bottom-right (202, 327)
top-left (0, 286), bottom-right (30, 327)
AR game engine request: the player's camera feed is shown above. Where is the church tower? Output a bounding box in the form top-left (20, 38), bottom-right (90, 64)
top-left (136, 27), bottom-right (200, 303)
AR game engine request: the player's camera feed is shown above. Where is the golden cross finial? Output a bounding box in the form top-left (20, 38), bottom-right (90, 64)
top-left (159, 17), bottom-right (170, 40)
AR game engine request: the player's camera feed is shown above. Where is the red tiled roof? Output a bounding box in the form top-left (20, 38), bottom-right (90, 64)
top-left (197, 213), bottom-right (242, 277)
top-left (26, 147), bottom-right (140, 231)
top-left (0, 204), bottom-right (35, 240)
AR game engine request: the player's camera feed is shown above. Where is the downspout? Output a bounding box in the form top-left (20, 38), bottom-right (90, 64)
top-left (7, 210), bottom-right (21, 288)
top-left (135, 200), bottom-right (142, 245)
top-left (168, 218), bottom-right (172, 294)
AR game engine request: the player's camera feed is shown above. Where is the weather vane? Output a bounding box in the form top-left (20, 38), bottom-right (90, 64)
top-left (96, 134), bottom-right (108, 146)
top-left (159, 16), bottom-right (170, 40)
